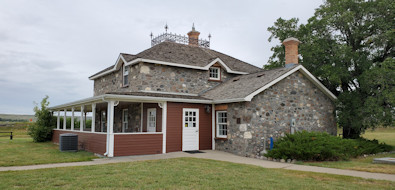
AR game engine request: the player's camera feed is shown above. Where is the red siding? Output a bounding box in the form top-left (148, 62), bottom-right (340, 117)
top-left (52, 130), bottom-right (106, 155)
top-left (142, 103), bottom-right (162, 132)
top-left (114, 134), bottom-right (163, 156)
top-left (166, 102), bottom-right (212, 153)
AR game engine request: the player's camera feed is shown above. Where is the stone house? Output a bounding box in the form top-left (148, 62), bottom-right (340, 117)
top-left (50, 27), bottom-right (337, 158)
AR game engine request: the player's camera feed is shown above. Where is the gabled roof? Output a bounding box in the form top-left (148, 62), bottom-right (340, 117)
top-left (202, 65), bottom-right (337, 103)
top-left (89, 42), bottom-right (262, 79)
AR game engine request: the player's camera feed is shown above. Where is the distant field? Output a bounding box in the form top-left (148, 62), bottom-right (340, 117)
top-left (0, 114), bottom-right (36, 122)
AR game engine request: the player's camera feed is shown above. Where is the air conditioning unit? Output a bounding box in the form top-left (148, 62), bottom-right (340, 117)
top-left (59, 133), bottom-right (78, 152)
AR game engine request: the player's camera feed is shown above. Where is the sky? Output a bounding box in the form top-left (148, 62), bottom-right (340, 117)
top-left (0, 0), bottom-right (323, 115)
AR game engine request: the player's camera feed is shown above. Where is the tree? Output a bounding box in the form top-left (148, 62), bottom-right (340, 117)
top-left (266, 0), bottom-right (394, 138)
top-left (28, 96), bottom-right (56, 142)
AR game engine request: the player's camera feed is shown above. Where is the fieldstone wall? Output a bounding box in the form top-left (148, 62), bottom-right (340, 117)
top-left (94, 62), bottom-right (236, 96)
top-left (215, 71), bottom-right (336, 159)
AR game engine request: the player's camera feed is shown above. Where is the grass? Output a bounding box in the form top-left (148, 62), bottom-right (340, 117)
top-left (0, 158), bottom-right (394, 190)
top-left (301, 127), bottom-right (395, 174)
top-left (0, 121), bottom-right (97, 166)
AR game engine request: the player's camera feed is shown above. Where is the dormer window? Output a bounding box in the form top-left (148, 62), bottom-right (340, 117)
top-left (209, 67), bottom-right (220, 80)
top-left (123, 64), bottom-right (129, 86)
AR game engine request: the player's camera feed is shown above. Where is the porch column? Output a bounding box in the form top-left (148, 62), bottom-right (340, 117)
top-left (211, 104), bottom-right (215, 150)
top-left (57, 111), bottom-right (60, 129)
top-left (107, 100), bottom-right (115, 157)
top-left (162, 102), bottom-right (167, 153)
top-left (71, 107), bottom-right (75, 131)
top-left (63, 109), bottom-right (67, 130)
top-left (80, 105), bottom-right (84, 131)
top-left (91, 103), bottom-right (96, 133)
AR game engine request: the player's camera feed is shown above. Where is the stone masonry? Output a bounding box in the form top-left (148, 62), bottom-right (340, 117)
top-left (215, 71), bottom-right (336, 159)
top-left (94, 62), bottom-right (236, 96)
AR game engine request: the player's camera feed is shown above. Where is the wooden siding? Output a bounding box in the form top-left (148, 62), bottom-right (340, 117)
top-left (166, 102), bottom-right (212, 152)
top-left (52, 130), bottom-right (106, 155)
top-left (114, 134), bottom-right (162, 156)
top-left (142, 103), bottom-right (162, 132)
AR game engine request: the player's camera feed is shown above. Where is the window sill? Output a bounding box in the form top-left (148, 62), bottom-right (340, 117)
top-left (121, 85), bottom-right (129, 88)
top-left (215, 137), bottom-right (228, 140)
top-left (208, 79), bottom-right (221, 82)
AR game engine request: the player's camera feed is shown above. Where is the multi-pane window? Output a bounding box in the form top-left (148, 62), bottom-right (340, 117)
top-left (147, 108), bottom-right (156, 132)
top-left (123, 64), bottom-right (129, 86)
top-left (216, 111), bottom-right (227, 138)
top-left (184, 111), bottom-right (197, 128)
top-left (209, 67), bottom-right (220, 80)
top-left (122, 109), bottom-right (128, 133)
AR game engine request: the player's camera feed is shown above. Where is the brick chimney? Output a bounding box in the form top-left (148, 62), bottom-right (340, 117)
top-left (187, 24), bottom-right (200, 46)
top-left (282, 37), bottom-right (300, 68)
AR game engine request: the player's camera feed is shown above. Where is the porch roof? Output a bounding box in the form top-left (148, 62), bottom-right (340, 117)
top-left (49, 93), bottom-right (212, 110)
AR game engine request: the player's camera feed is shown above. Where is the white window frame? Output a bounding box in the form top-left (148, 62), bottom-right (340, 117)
top-left (147, 108), bottom-right (157, 132)
top-left (216, 111), bottom-right (227, 138)
top-left (123, 64), bottom-right (129, 86)
top-left (209, 67), bottom-right (220, 80)
top-left (122, 109), bottom-right (128, 133)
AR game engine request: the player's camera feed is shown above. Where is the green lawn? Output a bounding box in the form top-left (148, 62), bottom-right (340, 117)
top-left (301, 127), bottom-right (395, 174)
top-left (0, 138), bottom-right (97, 166)
top-left (0, 158), bottom-right (393, 190)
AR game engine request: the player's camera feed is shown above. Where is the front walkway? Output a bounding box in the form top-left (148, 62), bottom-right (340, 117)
top-left (1, 150), bottom-right (394, 182)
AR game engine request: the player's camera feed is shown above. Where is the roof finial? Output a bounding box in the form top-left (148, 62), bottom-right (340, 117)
top-left (150, 32), bottom-right (153, 40)
top-left (165, 23), bottom-right (168, 33)
top-left (208, 33), bottom-right (211, 42)
top-left (192, 23), bottom-right (195, 31)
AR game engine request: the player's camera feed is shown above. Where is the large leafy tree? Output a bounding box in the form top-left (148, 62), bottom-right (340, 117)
top-left (266, 0), bottom-right (394, 138)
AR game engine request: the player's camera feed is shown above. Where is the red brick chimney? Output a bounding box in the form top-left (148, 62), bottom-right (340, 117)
top-left (187, 24), bottom-right (200, 46)
top-left (282, 37), bottom-right (300, 68)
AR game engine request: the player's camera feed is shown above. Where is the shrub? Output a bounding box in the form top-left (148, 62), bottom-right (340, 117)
top-left (28, 96), bottom-right (56, 142)
top-left (264, 131), bottom-right (393, 161)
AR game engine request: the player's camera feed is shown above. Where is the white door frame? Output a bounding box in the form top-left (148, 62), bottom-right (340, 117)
top-left (182, 108), bottom-right (199, 151)
top-left (147, 108), bottom-right (157, 132)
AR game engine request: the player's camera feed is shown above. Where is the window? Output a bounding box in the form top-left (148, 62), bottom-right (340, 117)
top-left (123, 64), bottom-right (129, 86)
top-left (216, 111), bottom-right (227, 138)
top-left (147, 108), bottom-right (156, 132)
top-left (122, 109), bottom-right (128, 133)
top-left (209, 67), bottom-right (220, 80)
top-left (101, 111), bottom-right (106, 132)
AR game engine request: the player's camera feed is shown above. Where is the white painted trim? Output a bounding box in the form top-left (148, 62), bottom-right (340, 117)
top-left (211, 104), bottom-right (215, 150)
top-left (57, 111), bottom-right (60, 129)
top-left (244, 65), bottom-right (337, 101)
top-left (54, 129), bottom-right (107, 134)
top-left (71, 107), bottom-right (75, 131)
top-left (89, 55), bottom-right (250, 80)
top-left (162, 102), bottom-right (167, 153)
top-left (107, 100), bottom-right (115, 157)
top-left (80, 106), bottom-right (84, 132)
top-left (63, 109), bottom-right (67, 130)
top-left (212, 98), bottom-right (246, 104)
top-left (140, 102), bottom-right (143, 132)
top-left (114, 132), bottom-right (164, 135)
top-left (216, 111), bottom-right (228, 138)
top-left (147, 108), bottom-right (157, 132)
top-left (91, 104), bottom-right (96, 133)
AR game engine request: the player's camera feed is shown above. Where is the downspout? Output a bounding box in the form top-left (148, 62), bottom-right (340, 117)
top-left (102, 96), bottom-right (109, 156)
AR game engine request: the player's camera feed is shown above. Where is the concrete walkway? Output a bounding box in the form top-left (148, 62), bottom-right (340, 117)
top-left (1, 150), bottom-right (394, 182)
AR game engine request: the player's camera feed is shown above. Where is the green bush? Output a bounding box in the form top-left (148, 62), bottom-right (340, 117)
top-left (28, 96), bottom-right (56, 142)
top-left (265, 131), bottom-right (392, 161)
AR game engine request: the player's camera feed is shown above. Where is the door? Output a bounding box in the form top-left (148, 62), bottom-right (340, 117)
top-left (147, 108), bottom-right (156, 132)
top-left (182, 108), bottom-right (199, 151)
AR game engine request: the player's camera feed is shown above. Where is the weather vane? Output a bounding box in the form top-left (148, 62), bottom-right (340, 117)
top-left (165, 23), bottom-right (168, 33)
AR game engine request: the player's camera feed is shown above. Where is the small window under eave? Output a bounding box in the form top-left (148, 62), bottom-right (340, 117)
top-left (209, 67), bottom-right (220, 80)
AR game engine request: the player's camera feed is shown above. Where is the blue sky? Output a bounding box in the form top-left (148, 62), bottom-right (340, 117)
top-left (0, 0), bottom-right (323, 114)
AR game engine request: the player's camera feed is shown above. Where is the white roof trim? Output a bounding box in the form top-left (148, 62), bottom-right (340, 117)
top-left (244, 65), bottom-right (337, 102)
top-left (89, 54), bottom-right (249, 80)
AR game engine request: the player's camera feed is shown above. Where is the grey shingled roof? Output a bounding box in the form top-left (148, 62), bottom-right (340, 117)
top-left (202, 67), bottom-right (295, 100)
top-left (90, 41), bottom-right (262, 78)
top-left (107, 91), bottom-right (211, 100)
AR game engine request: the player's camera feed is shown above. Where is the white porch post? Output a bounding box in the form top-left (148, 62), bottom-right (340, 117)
top-left (57, 111), bottom-right (60, 129)
top-left (63, 109), bottom-right (67, 130)
top-left (91, 103), bottom-right (96, 133)
top-left (107, 101), bottom-right (115, 157)
top-left (212, 104), bottom-right (215, 150)
top-left (80, 105), bottom-right (84, 131)
top-left (71, 107), bottom-right (75, 131)
top-left (162, 102), bottom-right (167, 153)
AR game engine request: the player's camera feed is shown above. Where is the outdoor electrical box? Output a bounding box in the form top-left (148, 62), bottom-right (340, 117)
top-left (59, 133), bottom-right (78, 152)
